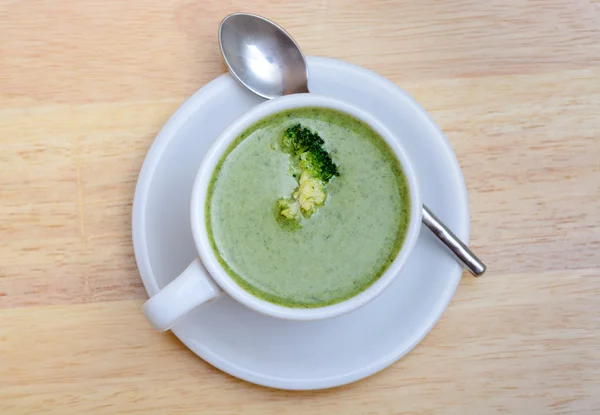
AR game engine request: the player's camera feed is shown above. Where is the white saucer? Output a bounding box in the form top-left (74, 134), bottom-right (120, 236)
top-left (132, 57), bottom-right (469, 390)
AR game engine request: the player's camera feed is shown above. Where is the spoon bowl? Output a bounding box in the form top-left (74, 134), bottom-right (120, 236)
top-left (219, 13), bottom-right (309, 99)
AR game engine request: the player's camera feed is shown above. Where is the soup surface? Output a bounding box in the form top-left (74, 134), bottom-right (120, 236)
top-left (206, 107), bottom-right (410, 307)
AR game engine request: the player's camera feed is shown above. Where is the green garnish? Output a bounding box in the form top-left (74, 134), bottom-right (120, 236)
top-left (275, 124), bottom-right (339, 227)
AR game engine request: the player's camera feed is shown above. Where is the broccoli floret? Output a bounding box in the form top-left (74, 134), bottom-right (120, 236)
top-left (281, 125), bottom-right (340, 182)
top-left (280, 124), bottom-right (319, 155)
top-left (275, 124), bottom-right (339, 227)
top-left (276, 197), bottom-right (301, 220)
top-left (274, 197), bottom-right (302, 230)
top-left (293, 172), bottom-right (326, 217)
top-left (299, 150), bottom-right (339, 183)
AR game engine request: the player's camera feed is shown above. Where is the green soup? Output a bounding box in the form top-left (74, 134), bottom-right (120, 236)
top-left (206, 107), bottom-right (410, 308)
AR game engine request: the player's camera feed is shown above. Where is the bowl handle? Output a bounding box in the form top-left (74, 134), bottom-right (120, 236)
top-left (142, 259), bottom-right (223, 331)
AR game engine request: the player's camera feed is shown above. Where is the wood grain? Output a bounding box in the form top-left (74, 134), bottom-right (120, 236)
top-left (1, 0), bottom-right (599, 413)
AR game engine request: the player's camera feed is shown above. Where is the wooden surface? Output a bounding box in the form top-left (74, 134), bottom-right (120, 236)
top-left (1, 0), bottom-right (599, 413)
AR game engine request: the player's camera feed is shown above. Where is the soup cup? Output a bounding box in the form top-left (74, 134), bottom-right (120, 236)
top-left (143, 94), bottom-right (422, 331)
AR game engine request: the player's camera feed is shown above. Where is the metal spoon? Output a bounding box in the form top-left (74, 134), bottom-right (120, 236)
top-left (219, 13), bottom-right (486, 276)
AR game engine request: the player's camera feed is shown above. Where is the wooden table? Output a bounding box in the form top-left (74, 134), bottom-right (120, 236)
top-left (1, 0), bottom-right (599, 413)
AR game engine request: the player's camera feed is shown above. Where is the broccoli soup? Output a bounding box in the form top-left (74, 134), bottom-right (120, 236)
top-left (206, 107), bottom-right (411, 308)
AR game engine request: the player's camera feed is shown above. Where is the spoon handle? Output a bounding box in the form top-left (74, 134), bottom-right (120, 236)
top-left (421, 205), bottom-right (486, 277)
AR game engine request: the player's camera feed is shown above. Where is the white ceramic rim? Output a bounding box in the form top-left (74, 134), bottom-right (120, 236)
top-left (132, 56), bottom-right (469, 390)
top-left (190, 94), bottom-right (423, 320)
